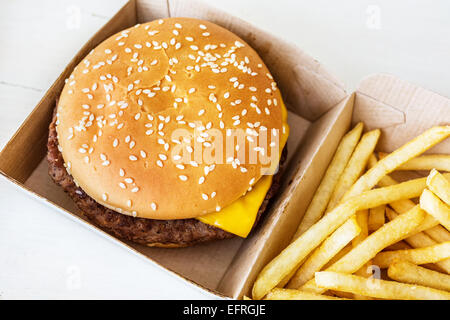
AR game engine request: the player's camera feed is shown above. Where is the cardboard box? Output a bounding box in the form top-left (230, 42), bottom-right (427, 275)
top-left (0, 0), bottom-right (448, 299)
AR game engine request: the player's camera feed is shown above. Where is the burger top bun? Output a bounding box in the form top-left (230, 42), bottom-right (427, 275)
top-left (56, 17), bottom-right (284, 220)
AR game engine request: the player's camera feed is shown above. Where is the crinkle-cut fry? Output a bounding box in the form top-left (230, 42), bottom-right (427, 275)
top-left (368, 205), bottom-right (386, 232)
top-left (427, 169), bottom-right (450, 205)
top-left (388, 260), bottom-right (450, 292)
top-left (385, 208), bottom-right (450, 274)
top-left (315, 271), bottom-right (450, 300)
top-left (287, 217), bottom-right (361, 289)
top-left (373, 241), bottom-right (450, 268)
top-left (264, 288), bottom-right (348, 300)
top-left (301, 206), bottom-right (426, 294)
top-left (378, 152), bottom-right (450, 172)
top-left (293, 122), bottom-right (364, 239)
top-left (344, 126), bottom-right (450, 200)
top-left (420, 189), bottom-right (450, 232)
top-left (252, 177), bottom-right (433, 299)
top-left (326, 129), bottom-right (380, 211)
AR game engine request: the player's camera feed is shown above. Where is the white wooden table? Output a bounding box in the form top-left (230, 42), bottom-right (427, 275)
top-left (1, 0), bottom-right (449, 299)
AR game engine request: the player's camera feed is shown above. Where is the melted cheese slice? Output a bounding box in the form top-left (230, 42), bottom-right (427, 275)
top-left (197, 102), bottom-right (289, 237)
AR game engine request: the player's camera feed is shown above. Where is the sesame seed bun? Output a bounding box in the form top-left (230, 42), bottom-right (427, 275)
top-left (56, 17), bottom-right (284, 220)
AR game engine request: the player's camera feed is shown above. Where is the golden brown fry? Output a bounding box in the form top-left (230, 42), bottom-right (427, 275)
top-left (367, 164), bottom-right (450, 243)
top-left (264, 288), bottom-right (348, 300)
top-left (344, 126), bottom-right (450, 200)
top-left (388, 260), bottom-right (450, 292)
top-left (353, 210), bottom-right (369, 247)
top-left (315, 271), bottom-right (450, 300)
top-left (368, 205), bottom-right (386, 232)
top-left (287, 217), bottom-right (361, 289)
top-left (326, 129), bottom-right (380, 211)
top-left (293, 122), bottom-right (364, 239)
top-left (379, 152), bottom-right (450, 172)
top-left (323, 244), bottom-right (352, 270)
top-left (252, 178), bottom-right (432, 299)
top-left (301, 206), bottom-right (426, 294)
top-left (352, 210), bottom-right (373, 299)
top-left (384, 241), bottom-right (411, 251)
top-left (427, 169), bottom-right (450, 205)
top-left (420, 189), bottom-right (450, 232)
top-left (385, 208), bottom-right (450, 273)
top-left (373, 241), bottom-right (450, 268)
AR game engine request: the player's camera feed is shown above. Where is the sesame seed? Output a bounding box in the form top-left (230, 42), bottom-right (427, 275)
top-left (131, 187), bottom-right (139, 193)
top-left (202, 193), bottom-right (208, 200)
top-left (102, 193), bottom-right (108, 201)
top-left (119, 182), bottom-right (126, 189)
top-left (119, 168), bottom-right (125, 177)
top-left (129, 155), bottom-right (138, 161)
top-left (151, 202), bottom-right (157, 211)
top-left (179, 175), bottom-right (188, 181)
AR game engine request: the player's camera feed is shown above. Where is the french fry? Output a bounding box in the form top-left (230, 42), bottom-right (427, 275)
top-left (352, 210), bottom-right (373, 300)
top-left (343, 126), bottom-right (450, 200)
top-left (385, 208), bottom-right (450, 273)
top-left (420, 189), bottom-right (450, 232)
top-left (427, 169), bottom-right (450, 205)
top-left (323, 244), bottom-right (352, 270)
top-left (326, 129), bottom-right (380, 211)
top-left (368, 205), bottom-right (386, 232)
top-left (292, 123), bottom-right (364, 239)
top-left (353, 210), bottom-right (369, 247)
top-left (264, 288), bottom-right (348, 300)
top-left (301, 205), bottom-right (426, 294)
top-left (287, 217), bottom-right (361, 288)
top-left (379, 152), bottom-right (450, 172)
top-left (368, 159), bottom-right (450, 242)
top-left (373, 242), bottom-right (450, 268)
top-left (314, 271), bottom-right (450, 300)
top-left (384, 241), bottom-right (411, 251)
top-left (252, 178), bottom-right (432, 299)
top-left (388, 260), bottom-right (450, 292)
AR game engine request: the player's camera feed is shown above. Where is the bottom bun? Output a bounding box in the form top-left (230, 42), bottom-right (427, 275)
top-left (47, 106), bottom-right (286, 247)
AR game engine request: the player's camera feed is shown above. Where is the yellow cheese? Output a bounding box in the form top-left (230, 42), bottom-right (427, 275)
top-left (197, 101), bottom-right (289, 237)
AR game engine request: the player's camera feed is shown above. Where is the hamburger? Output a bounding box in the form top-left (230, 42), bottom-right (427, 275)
top-left (47, 17), bottom-right (289, 247)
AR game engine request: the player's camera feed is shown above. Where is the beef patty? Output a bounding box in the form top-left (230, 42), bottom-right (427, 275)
top-left (47, 107), bottom-right (287, 247)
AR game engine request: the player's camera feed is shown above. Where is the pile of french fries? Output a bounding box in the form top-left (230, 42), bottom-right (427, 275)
top-left (251, 124), bottom-right (450, 300)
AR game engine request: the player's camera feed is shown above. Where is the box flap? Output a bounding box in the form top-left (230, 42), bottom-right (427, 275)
top-left (355, 73), bottom-right (450, 153)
